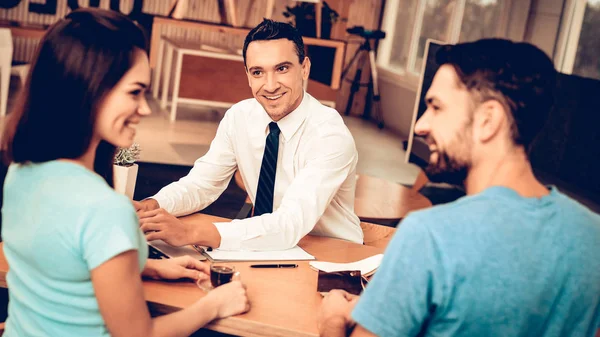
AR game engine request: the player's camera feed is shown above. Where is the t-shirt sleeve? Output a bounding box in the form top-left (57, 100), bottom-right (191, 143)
top-left (352, 214), bottom-right (446, 337)
top-left (79, 194), bottom-right (144, 271)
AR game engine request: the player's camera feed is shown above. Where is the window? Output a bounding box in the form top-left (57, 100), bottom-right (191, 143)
top-left (556, 0), bottom-right (600, 80)
top-left (378, 0), bottom-right (512, 81)
top-left (387, 0), bottom-right (419, 71)
top-left (459, 0), bottom-right (509, 42)
top-left (411, 0), bottom-right (458, 73)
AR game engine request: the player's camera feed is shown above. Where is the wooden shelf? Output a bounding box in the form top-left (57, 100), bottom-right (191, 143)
top-left (0, 23), bottom-right (46, 39)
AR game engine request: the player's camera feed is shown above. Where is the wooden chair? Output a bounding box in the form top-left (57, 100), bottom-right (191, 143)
top-left (411, 169), bottom-right (429, 193)
top-left (0, 28), bottom-right (13, 117)
top-left (361, 221), bottom-right (395, 249)
top-left (354, 174), bottom-right (432, 225)
top-left (0, 28), bottom-right (28, 118)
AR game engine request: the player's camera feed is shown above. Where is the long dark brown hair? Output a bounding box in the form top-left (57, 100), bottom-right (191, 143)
top-left (2, 8), bottom-right (148, 186)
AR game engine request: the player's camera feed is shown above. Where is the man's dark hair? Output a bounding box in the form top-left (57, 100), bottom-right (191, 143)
top-left (436, 38), bottom-right (557, 151)
top-left (242, 19), bottom-right (306, 66)
top-left (2, 8), bottom-right (148, 187)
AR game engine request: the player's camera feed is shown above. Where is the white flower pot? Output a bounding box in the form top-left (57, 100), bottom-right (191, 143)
top-left (113, 164), bottom-right (139, 199)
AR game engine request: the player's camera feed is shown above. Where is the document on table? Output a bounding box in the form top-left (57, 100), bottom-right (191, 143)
top-left (200, 245), bottom-right (315, 262)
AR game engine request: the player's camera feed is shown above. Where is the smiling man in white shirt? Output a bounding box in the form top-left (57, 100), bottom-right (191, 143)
top-left (135, 19), bottom-right (363, 251)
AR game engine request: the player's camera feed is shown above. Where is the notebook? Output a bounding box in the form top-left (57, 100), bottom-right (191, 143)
top-left (312, 254), bottom-right (384, 296)
top-left (317, 270), bottom-right (364, 296)
top-left (148, 240), bottom-right (207, 261)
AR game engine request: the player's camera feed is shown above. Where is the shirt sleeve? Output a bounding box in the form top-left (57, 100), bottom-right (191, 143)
top-left (80, 194), bottom-right (145, 271)
top-left (214, 126), bottom-right (357, 250)
top-left (351, 215), bottom-right (447, 337)
top-left (151, 109), bottom-right (238, 217)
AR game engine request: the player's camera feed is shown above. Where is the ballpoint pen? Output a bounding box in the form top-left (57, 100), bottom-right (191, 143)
top-left (192, 245), bottom-right (213, 253)
top-left (250, 264), bottom-right (298, 268)
top-left (191, 245), bottom-right (204, 254)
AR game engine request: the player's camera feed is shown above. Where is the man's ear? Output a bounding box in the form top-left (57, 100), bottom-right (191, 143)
top-left (302, 57), bottom-right (311, 81)
top-left (474, 99), bottom-right (506, 143)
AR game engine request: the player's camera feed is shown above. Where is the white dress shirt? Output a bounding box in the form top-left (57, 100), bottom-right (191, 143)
top-left (152, 93), bottom-right (363, 250)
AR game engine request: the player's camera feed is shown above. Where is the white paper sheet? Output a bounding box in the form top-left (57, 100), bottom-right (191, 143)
top-left (309, 254), bottom-right (383, 276)
top-left (204, 246), bottom-right (315, 262)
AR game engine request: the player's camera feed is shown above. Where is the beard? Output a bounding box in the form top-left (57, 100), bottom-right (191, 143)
top-left (423, 125), bottom-right (472, 186)
top-left (422, 109), bottom-right (475, 186)
top-left (425, 149), bottom-right (470, 186)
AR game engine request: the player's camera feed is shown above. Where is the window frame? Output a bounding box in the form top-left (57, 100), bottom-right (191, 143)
top-left (377, 0), bottom-right (514, 90)
top-left (554, 0), bottom-right (592, 75)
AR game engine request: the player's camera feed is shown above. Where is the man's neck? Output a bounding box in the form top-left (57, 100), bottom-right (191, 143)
top-left (283, 90), bottom-right (305, 119)
top-left (464, 147), bottom-right (548, 198)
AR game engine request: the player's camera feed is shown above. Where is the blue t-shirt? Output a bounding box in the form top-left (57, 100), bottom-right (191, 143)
top-left (1, 161), bottom-right (148, 337)
top-left (353, 186), bottom-right (600, 337)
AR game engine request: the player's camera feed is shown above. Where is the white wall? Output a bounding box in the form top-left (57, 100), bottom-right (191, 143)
top-left (377, 0), bottom-right (565, 139)
top-left (378, 77), bottom-right (418, 138)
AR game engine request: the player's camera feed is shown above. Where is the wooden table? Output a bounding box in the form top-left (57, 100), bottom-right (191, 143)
top-left (0, 213), bottom-right (384, 337)
top-left (354, 174), bottom-right (432, 222)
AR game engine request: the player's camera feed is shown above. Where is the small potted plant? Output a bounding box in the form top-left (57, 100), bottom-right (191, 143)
top-left (282, 1), bottom-right (342, 39)
top-left (113, 143), bottom-right (141, 199)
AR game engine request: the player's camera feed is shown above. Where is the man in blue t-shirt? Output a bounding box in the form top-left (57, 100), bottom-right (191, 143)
top-left (317, 39), bottom-right (600, 337)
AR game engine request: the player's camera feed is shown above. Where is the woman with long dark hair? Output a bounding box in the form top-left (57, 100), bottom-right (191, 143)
top-left (1, 8), bottom-right (248, 337)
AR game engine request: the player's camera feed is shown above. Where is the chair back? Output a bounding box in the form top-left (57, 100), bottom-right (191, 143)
top-left (0, 29), bottom-right (13, 64)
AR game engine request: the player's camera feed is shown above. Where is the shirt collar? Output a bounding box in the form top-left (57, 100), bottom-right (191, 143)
top-left (258, 92), bottom-right (309, 142)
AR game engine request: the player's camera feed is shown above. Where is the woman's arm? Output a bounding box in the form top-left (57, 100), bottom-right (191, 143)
top-left (141, 256), bottom-right (210, 281)
top-left (91, 250), bottom-right (249, 337)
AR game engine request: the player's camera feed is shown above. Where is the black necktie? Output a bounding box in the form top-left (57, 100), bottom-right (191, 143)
top-left (254, 122), bottom-right (280, 216)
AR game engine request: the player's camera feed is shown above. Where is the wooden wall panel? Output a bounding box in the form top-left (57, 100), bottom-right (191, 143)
top-left (335, 0), bottom-right (385, 117)
top-left (0, 0), bottom-right (72, 26)
top-left (328, 0), bottom-right (353, 40)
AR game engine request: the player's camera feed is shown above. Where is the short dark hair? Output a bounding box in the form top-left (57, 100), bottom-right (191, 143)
top-left (436, 38), bottom-right (557, 150)
top-left (242, 19), bottom-right (306, 66)
top-left (2, 8), bottom-right (148, 187)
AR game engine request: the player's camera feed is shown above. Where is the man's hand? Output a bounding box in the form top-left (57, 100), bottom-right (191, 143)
top-left (133, 199), bottom-right (160, 214)
top-left (139, 208), bottom-right (196, 247)
top-left (143, 256), bottom-right (210, 281)
top-left (318, 290), bottom-right (360, 337)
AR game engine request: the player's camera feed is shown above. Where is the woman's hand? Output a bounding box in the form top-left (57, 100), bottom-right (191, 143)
top-left (142, 256), bottom-right (210, 281)
top-left (203, 281), bottom-right (250, 319)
